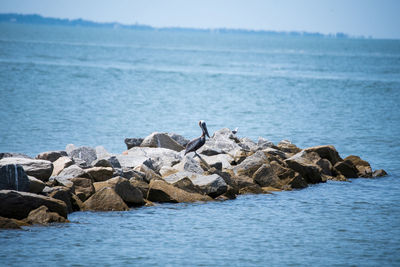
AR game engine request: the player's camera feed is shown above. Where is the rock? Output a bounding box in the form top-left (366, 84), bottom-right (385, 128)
top-left (47, 186), bottom-right (74, 213)
top-left (93, 177), bottom-right (144, 206)
top-left (171, 177), bottom-right (203, 194)
top-left (95, 146), bottom-right (110, 160)
top-left (167, 133), bottom-right (190, 147)
top-left (239, 184), bottom-right (264, 194)
top-left (70, 194), bottom-right (83, 211)
top-left (263, 147), bottom-right (288, 160)
top-left (344, 155), bottom-right (372, 177)
top-left (372, 169), bottom-right (387, 177)
top-left (173, 156), bottom-right (204, 174)
top-left (0, 152), bottom-right (31, 160)
top-left (51, 156), bottom-right (74, 176)
top-left (285, 151), bottom-right (324, 184)
top-left (252, 163), bottom-right (281, 188)
top-left (25, 205), bottom-right (68, 225)
top-left (70, 177), bottom-right (95, 201)
top-left (85, 167), bottom-right (113, 182)
top-left (82, 187), bottom-right (129, 211)
top-left (277, 140), bottom-right (301, 154)
top-left (67, 146), bottom-right (97, 166)
top-left (140, 164), bottom-right (162, 183)
top-left (57, 165), bottom-right (89, 179)
top-left (0, 190), bottom-right (68, 220)
top-left (316, 158), bottom-right (333, 176)
top-left (0, 216), bottom-right (22, 229)
top-left (92, 156), bottom-right (121, 169)
top-left (35, 151), bottom-right (68, 162)
top-left (0, 164), bottom-right (30, 192)
top-left (239, 137), bottom-right (258, 152)
top-left (117, 147), bottom-right (182, 169)
top-left (129, 178), bottom-right (150, 198)
top-left (140, 132), bottom-right (184, 152)
top-left (303, 145), bottom-right (343, 165)
top-left (124, 138), bottom-right (144, 150)
top-left (287, 174), bottom-right (308, 189)
top-left (147, 179), bottom-right (212, 203)
top-left (233, 151), bottom-right (268, 177)
top-left (194, 154), bottom-right (234, 170)
top-left (257, 137), bottom-right (275, 149)
top-left (190, 174), bottom-right (228, 198)
top-left (0, 158), bottom-right (53, 182)
top-left (142, 158), bottom-right (161, 173)
top-left (198, 128), bottom-right (242, 156)
top-left (334, 160), bottom-right (358, 178)
top-left (28, 176), bottom-right (45, 193)
top-left (159, 166), bottom-right (179, 177)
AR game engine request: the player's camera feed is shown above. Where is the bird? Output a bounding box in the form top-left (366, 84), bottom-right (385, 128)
top-left (184, 120), bottom-right (210, 157)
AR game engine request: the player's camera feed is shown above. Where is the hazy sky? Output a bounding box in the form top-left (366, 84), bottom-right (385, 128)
top-left (1, 0), bottom-right (399, 39)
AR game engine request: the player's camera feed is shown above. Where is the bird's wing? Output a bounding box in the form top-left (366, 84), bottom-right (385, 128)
top-left (185, 137), bottom-right (200, 155)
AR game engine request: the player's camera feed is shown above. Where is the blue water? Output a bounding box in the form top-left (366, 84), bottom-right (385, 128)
top-left (1, 23), bottom-right (400, 266)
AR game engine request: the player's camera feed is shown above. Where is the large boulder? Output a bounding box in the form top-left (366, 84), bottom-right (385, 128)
top-left (344, 155), bottom-right (372, 178)
top-left (173, 156), bottom-right (204, 174)
top-left (285, 151), bottom-right (324, 184)
top-left (129, 178), bottom-right (150, 198)
top-left (92, 156), bottom-right (121, 169)
top-left (67, 145), bottom-right (97, 166)
top-left (93, 177), bottom-right (144, 206)
top-left (81, 187), bottom-right (129, 211)
top-left (167, 133), bottom-right (190, 147)
top-left (170, 177), bottom-right (203, 194)
top-left (303, 145), bottom-right (343, 165)
top-left (277, 140), bottom-right (301, 154)
top-left (140, 132), bottom-right (184, 152)
top-left (0, 190), bottom-right (68, 219)
top-left (239, 137), bottom-right (258, 152)
top-left (85, 167), bottom-right (113, 182)
top-left (35, 151), bottom-right (68, 162)
top-left (333, 160), bottom-right (358, 178)
top-left (46, 186), bottom-right (74, 213)
top-left (0, 164), bottom-right (30, 192)
top-left (233, 151), bottom-right (268, 177)
top-left (0, 158), bottom-right (53, 182)
top-left (189, 173), bottom-right (228, 198)
top-left (257, 137), bottom-right (275, 150)
top-left (25, 205), bottom-right (68, 225)
top-left (252, 163), bottom-right (281, 188)
top-left (57, 165), bottom-right (89, 179)
top-left (117, 147), bottom-right (182, 169)
top-left (147, 179), bottom-right (212, 203)
top-left (51, 156), bottom-right (74, 176)
top-left (70, 177), bottom-right (95, 201)
top-left (198, 128), bottom-right (242, 156)
top-left (124, 138), bottom-right (144, 150)
top-left (194, 154), bottom-right (234, 170)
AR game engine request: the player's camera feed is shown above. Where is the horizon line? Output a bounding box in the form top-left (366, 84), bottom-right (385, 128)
top-left (0, 12), bottom-right (394, 40)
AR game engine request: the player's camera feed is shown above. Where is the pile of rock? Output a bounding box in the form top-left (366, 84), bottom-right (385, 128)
top-left (0, 129), bottom-right (387, 229)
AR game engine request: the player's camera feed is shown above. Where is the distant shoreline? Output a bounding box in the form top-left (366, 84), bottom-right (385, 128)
top-left (0, 13), bottom-right (362, 39)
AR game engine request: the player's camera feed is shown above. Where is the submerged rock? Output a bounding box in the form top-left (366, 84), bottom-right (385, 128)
top-left (25, 205), bottom-right (68, 225)
top-left (372, 169), bottom-right (387, 177)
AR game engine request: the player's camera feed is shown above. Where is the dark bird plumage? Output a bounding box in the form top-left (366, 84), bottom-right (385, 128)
top-left (184, 120), bottom-right (210, 156)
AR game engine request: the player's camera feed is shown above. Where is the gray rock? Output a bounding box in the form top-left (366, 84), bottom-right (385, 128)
top-left (0, 157), bottom-right (53, 182)
top-left (190, 173), bottom-right (228, 198)
top-left (198, 128), bottom-right (242, 156)
top-left (239, 137), bottom-right (258, 152)
top-left (173, 156), bottom-right (204, 174)
top-left (51, 156), bottom-right (74, 176)
top-left (167, 133), bottom-right (190, 147)
top-left (194, 154), bottom-right (234, 170)
top-left (257, 137), bottom-right (275, 149)
top-left (233, 150), bottom-right (268, 177)
top-left (116, 147), bottom-right (182, 169)
top-left (95, 146), bottom-right (110, 160)
top-left (35, 151), bottom-right (68, 162)
top-left (46, 186), bottom-right (74, 213)
top-left (140, 132), bottom-right (184, 152)
top-left (0, 164), bottom-right (30, 192)
top-left (92, 156), bottom-right (121, 169)
top-left (67, 146), bottom-right (97, 166)
top-left (252, 163), bottom-right (281, 188)
top-left (57, 165), bottom-right (88, 179)
top-left (124, 138), bottom-right (144, 150)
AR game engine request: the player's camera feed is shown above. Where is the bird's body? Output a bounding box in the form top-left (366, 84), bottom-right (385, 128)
top-left (184, 120), bottom-right (210, 156)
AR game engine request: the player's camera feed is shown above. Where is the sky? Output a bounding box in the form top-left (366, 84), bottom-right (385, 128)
top-left (0, 0), bottom-right (399, 39)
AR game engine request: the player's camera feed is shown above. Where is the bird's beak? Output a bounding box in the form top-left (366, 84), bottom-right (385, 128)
top-left (202, 122), bottom-right (210, 138)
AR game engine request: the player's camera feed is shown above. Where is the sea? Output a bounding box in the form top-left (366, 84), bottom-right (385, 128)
top-left (0, 23), bottom-right (399, 266)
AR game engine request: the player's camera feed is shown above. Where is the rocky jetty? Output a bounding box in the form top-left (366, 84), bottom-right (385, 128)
top-left (0, 128), bottom-right (388, 229)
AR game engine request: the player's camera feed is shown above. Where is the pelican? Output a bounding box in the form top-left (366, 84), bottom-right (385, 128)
top-left (184, 120), bottom-right (210, 156)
